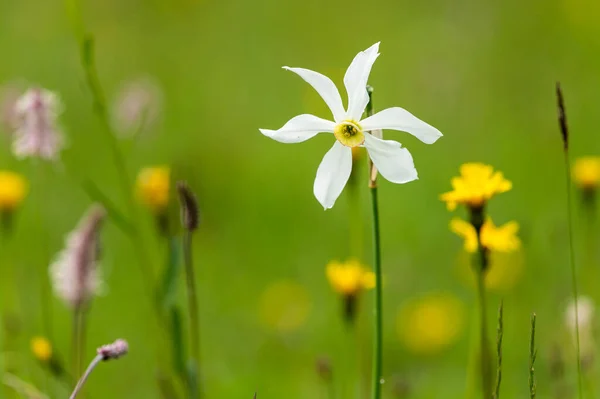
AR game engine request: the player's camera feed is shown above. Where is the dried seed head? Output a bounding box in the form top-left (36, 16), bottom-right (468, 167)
top-left (315, 356), bottom-right (332, 382)
top-left (97, 339), bottom-right (128, 360)
top-left (177, 181), bottom-right (199, 231)
top-left (555, 82), bottom-right (569, 150)
top-left (50, 205), bottom-right (106, 309)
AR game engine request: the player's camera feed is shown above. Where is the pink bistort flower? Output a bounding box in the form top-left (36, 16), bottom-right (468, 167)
top-left (13, 87), bottom-right (64, 160)
top-left (50, 205), bottom-right (106, 309)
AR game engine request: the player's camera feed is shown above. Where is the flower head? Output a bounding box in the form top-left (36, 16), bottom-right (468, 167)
top-left (31, 336), bottom-right (53, 362)
top-left (136, 166), bottom-right (170, 212)
top-left (97, 339), bottom-right (129, 360)
top-left (450, 217), bottom-right (520, 253)
top-left (111, 77), bottom-right (162, 138)
top-left (441, 163), bottom-right (512, 211)
top-left (397, 293), bottom-right (464, 355)
top-left (0, 171), bottom-right (27, 212)
top-left (259, 280), bottom-right (311, 333)
top-left (259, 42), bottom-right (442, 209)
top-left (565, 296), bottom-right (595, 362)
top-left (573, 157), bottom-right (600, 190)
top-left (12, 88), bottom-right (63, 160)
top-left (565, 296), bottom-right (595, 333)
top-left (176, 181), bottom-right (199, 231)
top-left (326, 259), bottom-right (374, 296)
top-left (50, 205), bottom-right (106, 309)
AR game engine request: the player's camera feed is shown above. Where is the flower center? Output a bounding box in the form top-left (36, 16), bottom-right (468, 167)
top-left (334, 120), bottom-right (364, 148)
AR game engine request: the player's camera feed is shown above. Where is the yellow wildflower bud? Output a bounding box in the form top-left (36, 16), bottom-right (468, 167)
top-left (450, 217), bottom-right (521, 253)
top-left (0, 171), bottom-right (28, 212)
top-left (440, 163), bottom-right (512, 211)
top-left (397, 293), bottom-right (464, 355)
top-left (573, 157), bottom-right (600, 190)
top-left (135, 166), bottom-right (170, 212)
top-left (326, 259), bottom-right (375, 296)
top-left (31, 336), bottom-right (52, 362)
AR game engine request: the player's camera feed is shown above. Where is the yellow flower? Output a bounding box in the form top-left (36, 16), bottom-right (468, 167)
top-left (573, 157), bottom-right (600, 189)
top-left (259, 280), bottom-right (311, 333)
top-left (326, 259), bottom-right (375, 296)
top-left (440, 163), bottom-right (512, 211)
top-left (135, 166), bottom-right (170, 212)
top-left (397, 293), bottom-right (464, 355)
top-left (31, 336), bottom-right (52, 362)
top-left (0, 171), bottom-right (28, 212)
top-left (450, 217), bottom-right (521, 253)
top-left (456, 249), bottom-right (524, 291)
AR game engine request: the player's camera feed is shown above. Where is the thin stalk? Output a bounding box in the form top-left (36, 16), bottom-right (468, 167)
top-left (475, 267), bottom-right (492, 398)
top-left (71, 307), bottom-right (86, 381)
top-left (33, 162), bottom-right (54, 341)
top-left (182, 230), bottom-right (200, 398)
top-left (556, 83), bottom-right (583, 399)
top-left (3, 372), bottom-right (49, 399)
top-left (370, 186), bottom-right (383, 399)
top-left (69, 354), bottom-right (102, 399)
top-left (327, 379), bottom-right (335, 399)
top-left (493, 301), bottom-right (503, 399)
top-left (529, 313), bottom-right (537, 399)
top-left (564, 151), bottom-right (584, 399)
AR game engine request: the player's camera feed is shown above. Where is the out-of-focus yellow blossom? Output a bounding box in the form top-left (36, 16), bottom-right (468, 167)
top-left (573, 157), bottom-right (600, 190)
top-left (456, 250), bottom-right (524, 291)
top-left (326, 259), bottom-right (374, 296)
top-left (259, 280), bottom-right (311, 333)
top-left (450, 218), bottom-right (521, 253)
top-left (397, 293), bottom-right (464, 355)
top-left (135, 166), bottom-right (170, 212)
top-left (440, 163), bottom-right (512, 211)
top-left (30, 337), bottom-right (52, 362)
top-left (0, 171), bottom-right (27, 211)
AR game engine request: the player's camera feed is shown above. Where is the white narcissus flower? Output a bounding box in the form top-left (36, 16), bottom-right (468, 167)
top-left (13, 87), bottom-right (64, 160)
top-left (259, 42), bottom-right (442, 209)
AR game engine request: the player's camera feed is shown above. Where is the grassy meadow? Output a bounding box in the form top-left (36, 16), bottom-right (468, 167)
top-left (1, 0), bottom-right (600, 397)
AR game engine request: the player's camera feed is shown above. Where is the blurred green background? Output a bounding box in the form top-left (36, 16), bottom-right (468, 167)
top-left (1, 0), bottom-right (600, 397)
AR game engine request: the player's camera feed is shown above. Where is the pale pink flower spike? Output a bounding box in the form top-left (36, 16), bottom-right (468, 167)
top-left (12, 87), bottom-right (64, 160)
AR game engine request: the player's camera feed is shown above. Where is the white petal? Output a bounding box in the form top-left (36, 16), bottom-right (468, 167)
top-left (360, 107), bottom-right (442, 144)
top-left (283, 67), bottom-right (345, 122)
top-left (364, 133), bottom-right (418, 184)
top-left (313, 141), bottom-right (352, 209)
top-left (259, 114), bottom-right (335, 143)
top-left (344, 42), bottom-right (380, 120)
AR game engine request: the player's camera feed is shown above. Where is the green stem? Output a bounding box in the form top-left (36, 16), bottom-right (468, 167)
top-left (32, 162), bottom-right (54, 341)
top-left (182, 231), bottom-right (200, 398)
top-left (370, 186), bottom-right (382, 399)
top-left (564, 151), bottom-right (584, 399)
top-left (529, 314), bottom-right (537, 399)
top-left (493, 301), bottom-right (503, 399)
top-left (71, 307), bottom-right (82, 380)
top-left (475, 268), bottom-right (492, 399)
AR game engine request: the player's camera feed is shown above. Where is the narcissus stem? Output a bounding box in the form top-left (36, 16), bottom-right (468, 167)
top-left (369, 186), bottom-right (383, 399)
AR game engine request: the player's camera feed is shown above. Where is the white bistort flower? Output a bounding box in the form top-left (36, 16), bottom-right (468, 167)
top-left (50, 205), bottom-right (106, 309)
top-left (259, 42), bottom-right (442, 209)
top-left (12, 87), bottom-right (64, 160)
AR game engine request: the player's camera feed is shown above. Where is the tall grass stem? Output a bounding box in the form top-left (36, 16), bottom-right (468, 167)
top-left (556, 83), bottom-right (583, 399)
top-left (182, 230), bottom-right (200, 398)
top-left (529, 313), bottom-right (537, 399)
top-left (493, 301), bottom-right (503, 399)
